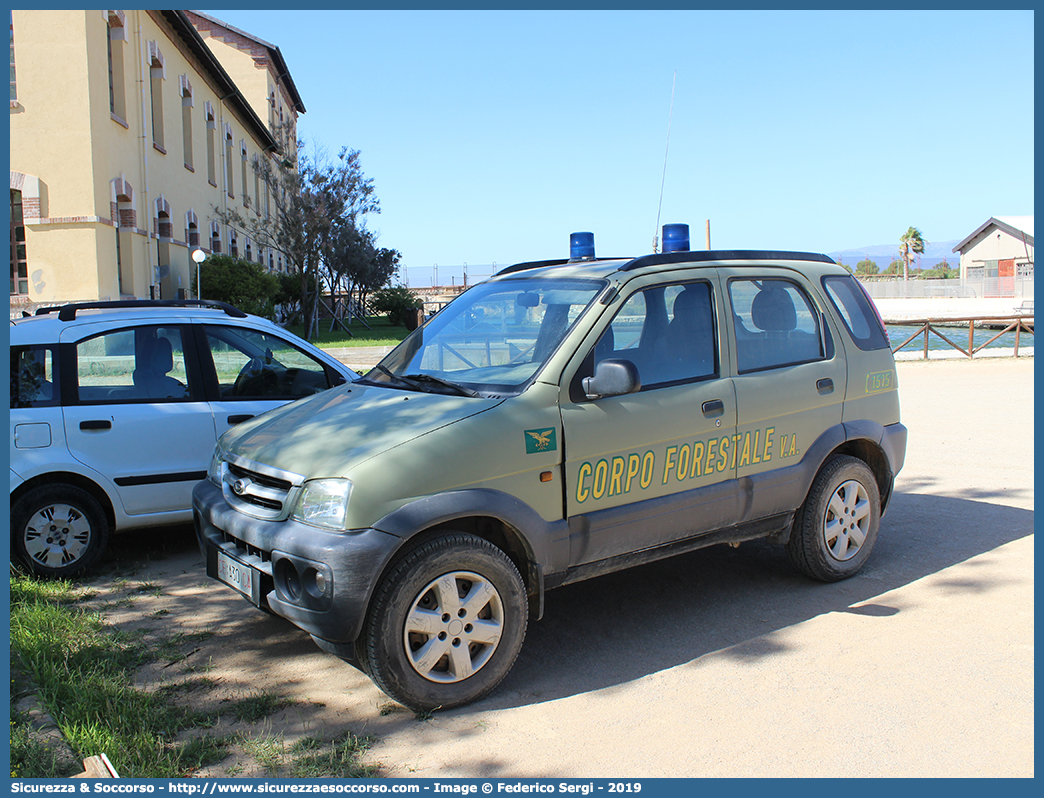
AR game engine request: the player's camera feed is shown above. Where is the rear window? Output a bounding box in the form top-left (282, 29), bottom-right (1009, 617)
top-left (822, 275), bottom-right (890, 351)
top-left (11, 345), bottom-right (58, 408)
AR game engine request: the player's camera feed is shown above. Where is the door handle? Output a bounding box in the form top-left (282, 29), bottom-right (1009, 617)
top-left (701, 399), bottom-right (725, 418)
top-left (79, 420), bottom-right (111, 431)
top-left (228, 414), bottom-right (254, 425)
top-left (817, 378), bottom-right (834, 395)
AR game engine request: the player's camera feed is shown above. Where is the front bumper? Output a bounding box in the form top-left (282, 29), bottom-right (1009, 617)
top-left (192, 479), bottom-right (402, 644)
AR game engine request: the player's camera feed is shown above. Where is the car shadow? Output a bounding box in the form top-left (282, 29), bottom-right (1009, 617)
top-left (86, 488), bottom-right (1032, 715)
top-left (479, 489), bottom-right (1033, 710)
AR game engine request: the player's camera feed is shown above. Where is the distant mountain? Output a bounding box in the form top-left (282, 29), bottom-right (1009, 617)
top-left (829, 240), bottom-right (960, 269)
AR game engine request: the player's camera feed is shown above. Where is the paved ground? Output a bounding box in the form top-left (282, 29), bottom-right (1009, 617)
top-left (83, 357), bottom-right (1034, 778)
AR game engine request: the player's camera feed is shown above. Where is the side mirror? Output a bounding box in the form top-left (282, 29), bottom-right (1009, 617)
top-left (582, 359), bottom-right (641, 400)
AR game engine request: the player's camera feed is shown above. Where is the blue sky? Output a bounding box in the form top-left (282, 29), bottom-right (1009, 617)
top-left (203, 9), bottom-right (1034, 286)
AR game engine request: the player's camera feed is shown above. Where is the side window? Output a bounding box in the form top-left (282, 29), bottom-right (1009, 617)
top-left (822, 275), bottom-right (890, 351)
top-left (11, 345), bottom-right (57, 408)
top-left (75, 326), bottom-right (190, 402)
top-left (205, 326), bottom-right (332, 399)
top-left (594, 280), bottom-right (717, 388)
top-left (729, 279), bottom-right (825, 373)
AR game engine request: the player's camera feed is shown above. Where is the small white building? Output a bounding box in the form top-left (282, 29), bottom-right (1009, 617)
top-left (953, 216), bottom-right (1034, 283)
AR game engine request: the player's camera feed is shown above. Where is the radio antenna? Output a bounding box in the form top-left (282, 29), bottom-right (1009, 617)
top-left (652, 70), bottom-right (677, 254)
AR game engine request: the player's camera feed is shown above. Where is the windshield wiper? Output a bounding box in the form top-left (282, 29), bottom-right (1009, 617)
top-left (371, 365), bottom-right (479, 397)
top-left (402, 373), bottom-right (480, 397)
top-left (370, 364), bottom-right (423, 390)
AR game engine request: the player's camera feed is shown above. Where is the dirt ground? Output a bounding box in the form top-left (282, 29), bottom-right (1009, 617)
top-left (74, 356), bottom-right (1034, 778)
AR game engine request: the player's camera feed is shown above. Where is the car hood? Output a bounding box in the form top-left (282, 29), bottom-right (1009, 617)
top-left (219, 382), bottom-right (505, 478)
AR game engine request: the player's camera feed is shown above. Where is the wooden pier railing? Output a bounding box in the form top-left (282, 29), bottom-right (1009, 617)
top-left (886, 315), bottom-right (1034, 359)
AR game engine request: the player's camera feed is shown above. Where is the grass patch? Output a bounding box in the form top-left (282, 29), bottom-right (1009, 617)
top-left (289, 731), bottom-right (376, 778)
top-left (9, 704), bottom-right (78, 778)
top-left (240, 734), bottom-right (286, 775)
top-left (10, 570), bottom-right (381, 779)
top-left (286, 315), bottom-right (409, 349)
top-left (225, 691), bottom-right (296, 723)
top-left (9, 573), bottom-right (225, 777)
top-left (154, 630), bottom-right (216, 664)
top-left (237, 732), bottom-right (376, 778)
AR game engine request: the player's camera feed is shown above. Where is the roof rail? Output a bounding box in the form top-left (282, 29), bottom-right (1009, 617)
top-left (34, 299), bottom-right (249, 322)
top-left (620, 250), bottom-right (836, 271)
top-left (496, 259), bottom-right (571, 276)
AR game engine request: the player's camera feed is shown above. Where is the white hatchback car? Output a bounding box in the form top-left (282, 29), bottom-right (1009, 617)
top-left (10, 299), bottom-right (356, 577)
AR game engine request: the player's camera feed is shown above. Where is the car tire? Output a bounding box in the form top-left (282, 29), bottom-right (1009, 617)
top-left (11, 483), bottom-right (110, 578)
top-left (358, 533), bottom-right (528, 712)
top-left (786, 455), bottom-right (880, 582)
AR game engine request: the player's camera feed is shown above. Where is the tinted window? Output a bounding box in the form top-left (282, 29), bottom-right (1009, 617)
top-left (11, 345), bottom-right (57, 408)
top-left (205, 325), bottom-right (333, 399)
top-left (730, 279), bottom-right (825, 372)
top-left (822, 275), bottom-right (890, 351)
top-left (594, 280), bottom-right (717, 388)
top-left (75, 326), bottom-right (190, 402)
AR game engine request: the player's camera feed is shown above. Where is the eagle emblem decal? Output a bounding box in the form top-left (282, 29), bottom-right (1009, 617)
top-left (524, 427), bottom-right (557, 454)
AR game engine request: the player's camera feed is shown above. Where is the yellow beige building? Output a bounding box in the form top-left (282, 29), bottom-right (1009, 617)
top-left (10, 9), bottom-right (304, 314)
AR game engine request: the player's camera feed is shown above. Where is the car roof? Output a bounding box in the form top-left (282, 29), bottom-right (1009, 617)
top-left (9, 300), bottom-right (273, 345)
top-left (490, 249), bottom-right (841, 283)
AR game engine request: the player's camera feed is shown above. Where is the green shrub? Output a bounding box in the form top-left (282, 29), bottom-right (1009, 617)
top-left (370, 285), bottom-right (423, 327)
top-left (192, 255), bottom-right (280, 319)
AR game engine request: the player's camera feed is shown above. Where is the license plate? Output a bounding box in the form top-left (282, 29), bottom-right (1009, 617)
top-left (216, 550), bottom-right (259, 604)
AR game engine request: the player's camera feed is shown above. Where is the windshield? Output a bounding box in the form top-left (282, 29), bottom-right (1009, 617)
top-left (364, 277), bottom-right (605, 397)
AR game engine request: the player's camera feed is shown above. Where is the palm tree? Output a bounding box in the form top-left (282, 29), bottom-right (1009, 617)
top-left (899, 227), bottom-right (927, 282)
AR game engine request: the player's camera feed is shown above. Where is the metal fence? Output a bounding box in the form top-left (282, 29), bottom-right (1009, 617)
top-left (860, 277), bottom-right (1034, 300)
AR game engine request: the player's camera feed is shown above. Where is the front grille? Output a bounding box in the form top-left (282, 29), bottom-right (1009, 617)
top-left (221, 455), bottom-right (304, 521)
top-left (227, 461), bottom-right (293, 492)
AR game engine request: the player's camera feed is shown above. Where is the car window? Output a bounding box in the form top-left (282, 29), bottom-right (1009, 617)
top-left (729, 279), bottom-right (825, 372)
top-left (204, 325), bottom-right (332, 400)
top-left (75, 326), bottom-right (191, 403)
top-left (594, 280), bottom-right (717, 388)
top-left (11, 345), bottom-right (58, 408)
top-left (822, 275), bottom-right (890, 351)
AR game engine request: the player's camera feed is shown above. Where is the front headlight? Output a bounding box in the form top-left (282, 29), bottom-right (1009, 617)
top-left (291, 479), bottom-right (353, 530)
top-left (207, 449), bottom-right (224, 486)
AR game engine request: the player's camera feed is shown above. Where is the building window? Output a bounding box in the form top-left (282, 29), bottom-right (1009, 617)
top-left (156, 203), bottom-right (172, 240)
top-left (210, 222), bottom-right (221, 254)
top-left (204, 102), bottom-right (216, 186)
top-left (229, 230), bottom-right (238, 258)
top-left (186, 210), bottom-right (199, 248)
top-left (110, 177), bottom-right (134, 297)
top-left (240, 142), bottom-right (249, 208)
top-left (245, 241), bottom-right (252, 262)
top-left (10, 189), bottom-right (27, 295)
top-left (148, 42), bottom-right (165, 151)
top-left (253, 155), bottom-right (261, 216)
top-left (180, 76), bottom-right (193, 170)
top-left (106, 11), bottom-right (127, 120)
top-left (224, 124), bottom-right (234, 199)
top-left (115, 220), bottom-right (123, 295)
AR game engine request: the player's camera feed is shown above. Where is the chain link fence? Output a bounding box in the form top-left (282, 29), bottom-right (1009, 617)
top-left (860, 276), bottom-right (1034, 300)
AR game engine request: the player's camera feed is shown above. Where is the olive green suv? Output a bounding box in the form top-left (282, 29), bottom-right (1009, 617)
top-left (193, 227), bottom-right (907, 711)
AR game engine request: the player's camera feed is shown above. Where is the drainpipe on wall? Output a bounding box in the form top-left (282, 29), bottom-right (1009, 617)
top-left (136, 13), bottom-right (154, 300)
top-left (217, 93), bottom-right (233, 260)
